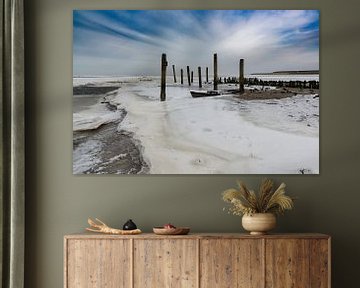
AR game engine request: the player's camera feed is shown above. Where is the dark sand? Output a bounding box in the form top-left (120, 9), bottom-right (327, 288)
top-left (73, 121), bottom-right (149, 174)
top-left (73, 85), bottom-right (121, 95)
top-left (233, 87), bottom-right (319, 100)
top-left (73, 86), bottom-right (149, 174)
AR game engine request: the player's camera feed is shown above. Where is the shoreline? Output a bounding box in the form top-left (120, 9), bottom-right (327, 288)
top-left (73, 79), bottom-right (319, 174)
top-left (73, 87), bottom-right (149, 174)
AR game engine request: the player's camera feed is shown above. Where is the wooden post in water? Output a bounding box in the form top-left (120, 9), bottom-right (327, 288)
top-left (180, 69), bottom-right (184, 84)
top-left (160, 53), bottom-right (167, 101)
top-left (198, 67), bottom-right (202, 88)
top-left (214, 53), bottom-right (218, 90)
top-left (172, 64), bottom-right (177, 83)
top-left (191, 71), bottom-right (194, 83)
top-left (187, 66), bottom-right (191, 86)
top-left (206, 67), bottom-right (209, 83)
top-left (239, 58), bottom-right (244, 94)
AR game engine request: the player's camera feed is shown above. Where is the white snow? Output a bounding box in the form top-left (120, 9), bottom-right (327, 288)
top-left (239, 95), bottom-right (319, 137)
top-left (73, 100), bottom-right (122, 131)
top-left (107, 77), bottom-right (319, 174)
top-left (73, 139), bottom-right (103, 174)
top-left (73, 76), bottom-right (155, 87)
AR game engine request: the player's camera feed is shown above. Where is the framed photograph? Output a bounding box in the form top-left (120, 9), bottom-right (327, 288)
top-left (73, 10), bottom-right (319, 175)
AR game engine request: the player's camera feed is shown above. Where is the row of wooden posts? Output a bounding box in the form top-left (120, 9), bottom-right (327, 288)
top-left (174, 66), bottom-right (209, 87)
top-left (161, 53), bottom-right (245, 101)
top-left (223, 77), bottom-right (319, 89)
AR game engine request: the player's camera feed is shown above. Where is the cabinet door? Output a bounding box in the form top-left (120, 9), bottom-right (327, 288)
top-left (200, 239), bottom-right (264, 288)
top-left (134, 239), bottom-right (198, 288)
top-left (66, 239), bottom-right (131, 288)
top-left (266, 239), bottom-right (309, 287)
top-left (309, 239), bottom-right (330, 288)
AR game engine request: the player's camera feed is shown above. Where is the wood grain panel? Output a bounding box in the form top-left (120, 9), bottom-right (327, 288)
top-left (66, 239), bottom-right (131, 288)
top-left (133, 239), bottom-right (197, 288)
top-left (65, 233), bottom-right (330, 240)
top-left (200, 239), bottom-right (264, 288)
top-left (265, 239), bottom-right (310, 288)
top-left (64, 234), bottom-right (330, 288)
top-left (310, 239), bottom-right (330, 288)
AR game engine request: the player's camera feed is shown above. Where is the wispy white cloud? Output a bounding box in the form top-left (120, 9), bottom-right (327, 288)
top-left (73, 10), bottom-right (319, 76)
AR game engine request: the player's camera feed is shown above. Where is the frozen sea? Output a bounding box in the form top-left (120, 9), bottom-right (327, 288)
top-left (73, 75), bottom-right (319, 174)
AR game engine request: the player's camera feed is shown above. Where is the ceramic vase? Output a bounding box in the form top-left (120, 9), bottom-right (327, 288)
top-left (242, 213), bottom-right (276, 235)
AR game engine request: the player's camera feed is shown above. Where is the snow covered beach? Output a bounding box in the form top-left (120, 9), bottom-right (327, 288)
top-left (73, 75), bottom-right (319, 174)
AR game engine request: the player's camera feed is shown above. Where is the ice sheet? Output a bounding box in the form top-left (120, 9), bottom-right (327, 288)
top-left (248, 74), bottom-right (319, 81)
top-left (73, 100), bottom-right (122, 131)
top-left (108, 78), bottom-right (319, 174)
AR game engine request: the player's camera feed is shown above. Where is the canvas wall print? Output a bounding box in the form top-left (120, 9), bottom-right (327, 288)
top-left (73, 10), bottom-right (319, 175)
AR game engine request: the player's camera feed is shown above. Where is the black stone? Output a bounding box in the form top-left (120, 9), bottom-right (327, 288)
top-left (123, 219), bottom-right (137, 230)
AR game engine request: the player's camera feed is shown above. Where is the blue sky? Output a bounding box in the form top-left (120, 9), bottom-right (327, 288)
top-left (73, 10), bottom-right (319, 76)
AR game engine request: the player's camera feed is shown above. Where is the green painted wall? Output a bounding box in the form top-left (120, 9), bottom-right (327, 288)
top-left (24, 0), bottom-right (360, 287)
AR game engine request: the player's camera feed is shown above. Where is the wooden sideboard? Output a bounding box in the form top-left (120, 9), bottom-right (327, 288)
top-left (64, 233), bottom-right (330, 288)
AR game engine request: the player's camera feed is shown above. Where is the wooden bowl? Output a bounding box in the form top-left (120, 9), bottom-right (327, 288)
top-left (153, 227), bottom-right (190, 235)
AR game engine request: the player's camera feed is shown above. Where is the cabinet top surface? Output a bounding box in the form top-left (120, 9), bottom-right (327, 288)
top-left (64, 232), bottom-right (330, 240)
